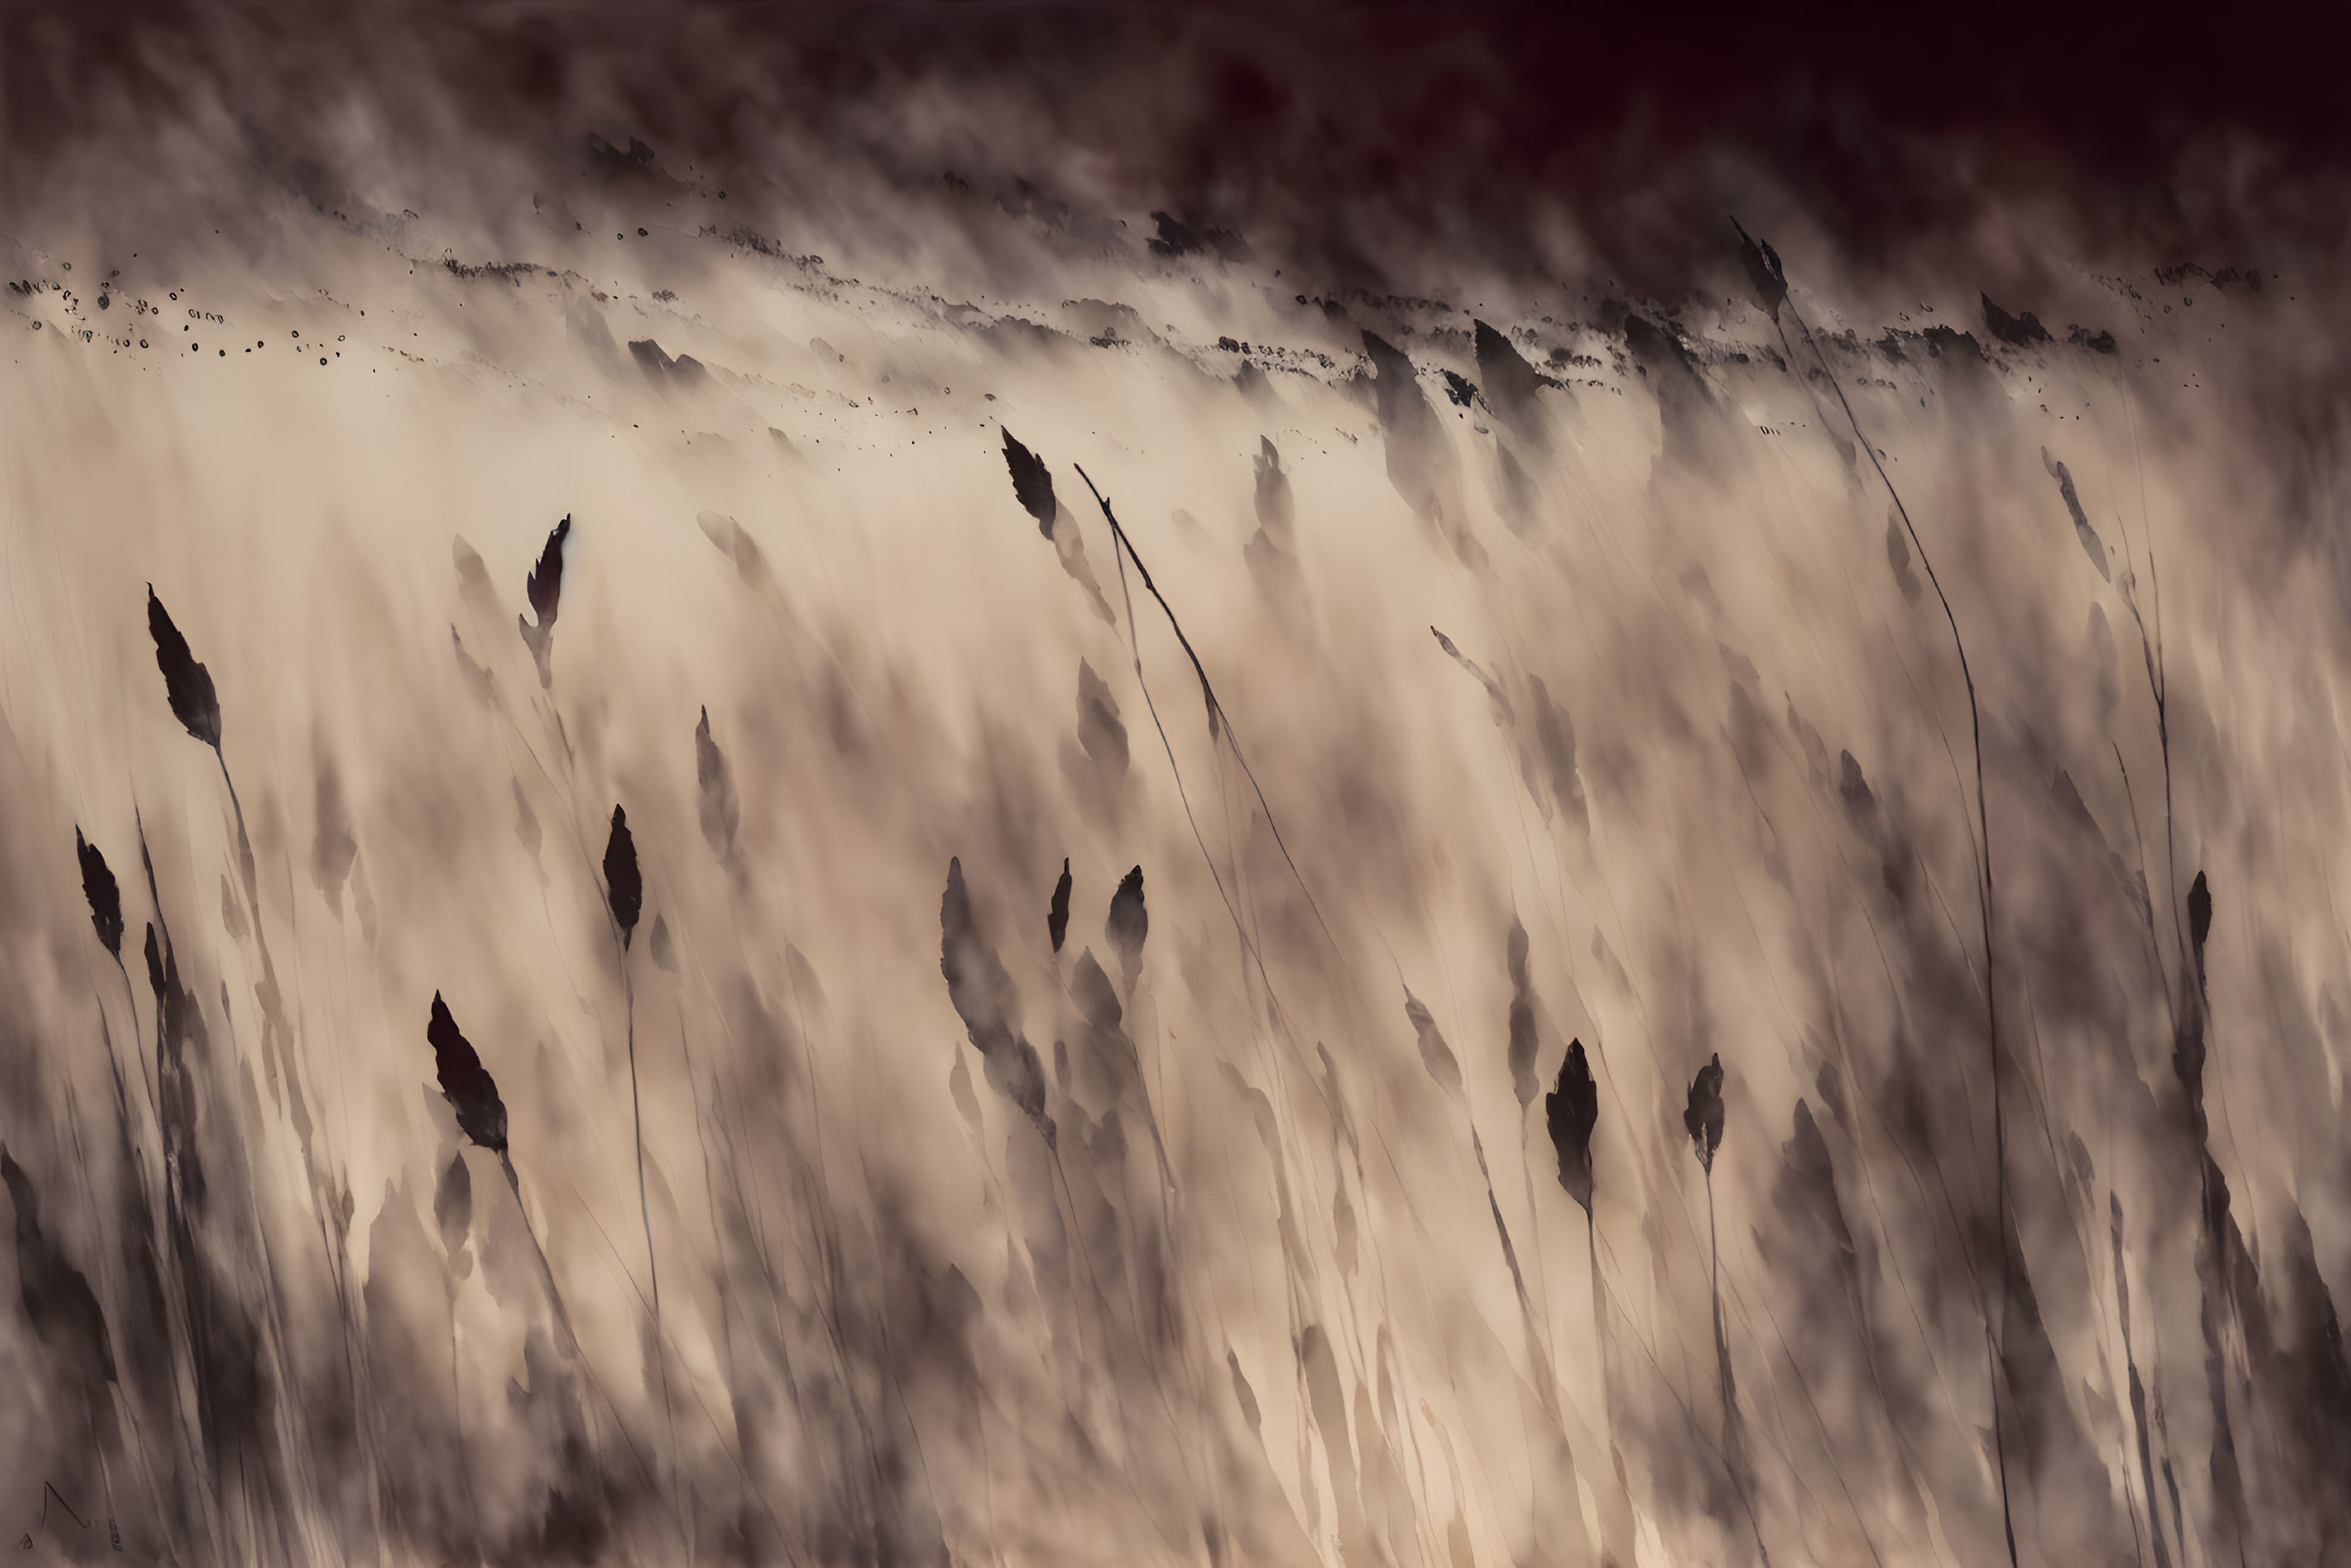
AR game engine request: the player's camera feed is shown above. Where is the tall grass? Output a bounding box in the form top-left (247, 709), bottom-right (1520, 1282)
top-left (1735, 218), bottom-right (2020, 1566)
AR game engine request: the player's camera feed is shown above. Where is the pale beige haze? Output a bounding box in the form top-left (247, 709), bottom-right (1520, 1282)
top-left (3, 20), bottom-right (2351, 1568)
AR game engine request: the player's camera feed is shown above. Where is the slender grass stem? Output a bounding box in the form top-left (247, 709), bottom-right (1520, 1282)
top-left (1767, 285), bottom-right (2017, 1568)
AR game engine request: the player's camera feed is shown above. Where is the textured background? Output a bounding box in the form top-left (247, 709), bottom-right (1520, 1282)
top-left (4, 5), bottom-right (2350, 1564)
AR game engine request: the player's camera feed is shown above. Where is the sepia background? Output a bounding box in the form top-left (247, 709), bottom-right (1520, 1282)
top-left (4, 4), bottom-right (2350, 1563)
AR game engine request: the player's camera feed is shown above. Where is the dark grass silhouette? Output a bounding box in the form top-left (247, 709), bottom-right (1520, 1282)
top-left (142, 594), bottom-right (345, 1565)
top-left (1001, 428), bottom-right (1058, 540)
top-left (520, 516), bottom-right (571, 688)
top-left (75, 827), bottom-right (124, 957)
top-left (75, 827), bottom-right (148, 1115)
top-left (426, 989), bottom-right (660, 1549)
top-left (428, 992), bottom-right (508, 1155)
top-left (1004, 426), bottom-right (1114, 622)
top-left (147, 588), bottom-right (220, 751)
top-left (604, 805), bottom-right (643, 948)
top-left (600, 802), bottom-right (677, 1535)
top-left (148, 588), bottom-right (258, 908)
top-left (1545, 1034), bottom-right (1637, 1565)
top-left (1684, 1054), bottom-right (1730, 1445)
top-left (1546, 1038), bottom-right (1597, 1217)
top-left (1048, 858), bottom-right (1073, 954)
top-left (1680, 1052), bottom-right (1769, 1564)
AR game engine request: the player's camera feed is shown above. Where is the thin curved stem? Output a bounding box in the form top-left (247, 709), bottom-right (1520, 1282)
top-left (619, 951), bottom-right (684, 1553)
top-left (1773, 297), bottom-right (2016, 1568)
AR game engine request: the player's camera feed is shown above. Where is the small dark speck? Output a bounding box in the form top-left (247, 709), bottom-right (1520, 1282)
top-left (140, 339), bottom-right (148, 347)
top-left (638, 227), bottom-right (648, 237)
top-left (618, 232), bottom-right (625, 239)
top-left (319, 357), bottom-right (328, 365)
top-left (292, 329), bottom-right (299, 337)
top-left (219, 350), bottom-right (225, 356)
